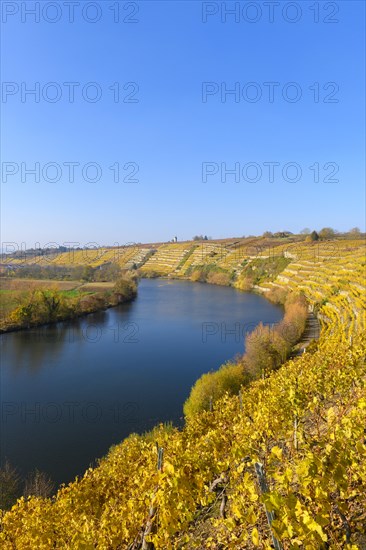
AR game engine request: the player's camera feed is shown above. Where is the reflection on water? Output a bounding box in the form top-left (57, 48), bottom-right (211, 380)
top-left (0, 279), bottom-right (283, 486)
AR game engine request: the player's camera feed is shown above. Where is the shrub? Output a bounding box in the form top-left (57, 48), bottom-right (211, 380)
top-left (113, 277), bottom-right (137, 303)
top-left (244, 292), bottom-right (307, 377)
top-left (266, 287), bottom-right (287, 304)
top-left (184, 362), bottom-right (248, 418)
top-left (9, 289), bottom-right (68, 327)
top-left (206, 271), bottom-right (231, 286)
top-left (190, 269), bottom-right (204, 282)
top-left (245, 323), bottom-right (289, 378)
top-left (234, 274), bottom-right (254, 291)
top-left (188, 265), bottom-right (230, 284)
top-left (80, 293), bottom-right (108, 313)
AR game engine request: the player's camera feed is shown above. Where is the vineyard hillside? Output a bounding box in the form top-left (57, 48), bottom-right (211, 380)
top-left (0, 237), bottom-right (365, 549)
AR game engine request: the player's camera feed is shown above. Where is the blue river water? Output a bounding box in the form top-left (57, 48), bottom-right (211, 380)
top-left (0, 279), bottom-right (283, 486)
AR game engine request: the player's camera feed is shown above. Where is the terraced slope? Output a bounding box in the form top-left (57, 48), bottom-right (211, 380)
top-left (3, 246), bottom-right (155, 270)
top-left (264, 240), bottom-right (366, 339)
top-left (139, 243), bottom-right (194, 275)
top-left (2, 237), bottom-right (300, 274)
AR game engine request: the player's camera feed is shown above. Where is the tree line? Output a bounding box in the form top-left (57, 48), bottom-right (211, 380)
top-left (1, 263), bottom-right (123, 282)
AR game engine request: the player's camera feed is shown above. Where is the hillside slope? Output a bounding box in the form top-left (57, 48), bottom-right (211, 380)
top-left (0, 238), bottom-right (365, 549)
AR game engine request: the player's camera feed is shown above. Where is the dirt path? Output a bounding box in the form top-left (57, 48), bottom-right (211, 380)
top-left (292, 312), bottom-right (320, 356)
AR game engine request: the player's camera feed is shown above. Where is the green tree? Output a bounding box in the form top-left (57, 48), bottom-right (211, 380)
top-left (306, 230), bottom-right (319, 242)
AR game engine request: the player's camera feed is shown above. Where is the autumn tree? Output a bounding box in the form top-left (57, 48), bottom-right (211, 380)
top-left (245, 323), bottom-right (288, 378)
top-left (113, 277), bottom-right (137, 303)
top-left (319, 227), bottom-right (336, 240)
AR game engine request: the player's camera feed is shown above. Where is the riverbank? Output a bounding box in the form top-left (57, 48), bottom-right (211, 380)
top-left (183, 286), bottom-right (310, 417)
top-left (0, 276), bottom-right (137, 334)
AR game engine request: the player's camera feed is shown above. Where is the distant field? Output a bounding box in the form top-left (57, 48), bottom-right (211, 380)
top-left (0, 278), bottom-right (80, 291)
top-left (79, 282), bottom-right (115, 292)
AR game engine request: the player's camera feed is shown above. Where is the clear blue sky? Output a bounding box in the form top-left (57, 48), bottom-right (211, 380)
top-left (1, 0), bottom-right (365, 247)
